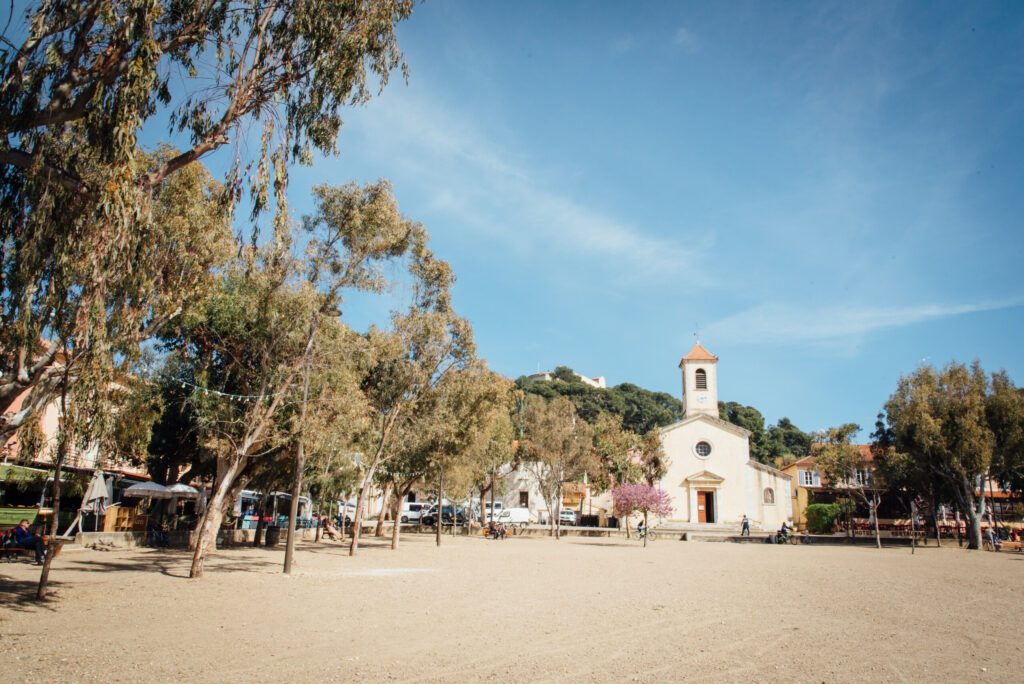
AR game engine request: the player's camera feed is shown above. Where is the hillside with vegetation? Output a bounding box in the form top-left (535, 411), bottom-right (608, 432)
top-left (516, 367), bottom-right (812, 465)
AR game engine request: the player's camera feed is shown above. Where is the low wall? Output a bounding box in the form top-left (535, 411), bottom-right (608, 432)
top-left (76, 531), bottom-right (192, 548)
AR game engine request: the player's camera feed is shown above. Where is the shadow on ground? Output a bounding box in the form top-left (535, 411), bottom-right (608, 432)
top-left (0, 572), bottom-right (62, 612)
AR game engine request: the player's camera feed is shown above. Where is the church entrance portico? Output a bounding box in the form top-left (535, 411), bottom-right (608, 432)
top-left (684, 470), bottom-right (724, 524)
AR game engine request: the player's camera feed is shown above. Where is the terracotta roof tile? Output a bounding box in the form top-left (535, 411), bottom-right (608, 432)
top-left (681, 342), bottom-right (718, 362)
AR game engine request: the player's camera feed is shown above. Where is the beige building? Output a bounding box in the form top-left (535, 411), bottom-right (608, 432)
top-left (657, 343), bottom-right (792, 530)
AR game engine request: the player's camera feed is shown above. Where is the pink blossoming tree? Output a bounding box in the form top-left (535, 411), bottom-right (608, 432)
top-left (612, 484), bottom-right (673, 547)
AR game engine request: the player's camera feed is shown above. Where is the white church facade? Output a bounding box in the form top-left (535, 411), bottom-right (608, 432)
top-left (658, 343), bottom-right (793, 530)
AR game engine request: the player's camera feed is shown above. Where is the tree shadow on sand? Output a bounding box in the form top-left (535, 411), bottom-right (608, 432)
top-left (0, 573), bottom-right (62, 612)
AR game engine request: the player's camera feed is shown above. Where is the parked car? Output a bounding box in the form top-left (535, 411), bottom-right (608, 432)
top-left (400, 502), bottom-right (425, 524)
top-left (559, 509), bottom-right (577, 526)
top-left (421, 505), bottom-right (467, 526)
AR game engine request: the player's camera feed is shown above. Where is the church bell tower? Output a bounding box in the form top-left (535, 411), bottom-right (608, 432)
top-left (679, 342), bottom-right (719, 419)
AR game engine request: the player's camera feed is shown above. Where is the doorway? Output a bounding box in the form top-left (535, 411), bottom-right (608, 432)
top-left (697, 490), bottom-right (716, 523)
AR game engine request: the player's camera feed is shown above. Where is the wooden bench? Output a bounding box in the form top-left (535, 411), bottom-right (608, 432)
top-left (1000, 540), bottom-right (1023, 552)
top-left (1, 537), bottom-right (63, 562)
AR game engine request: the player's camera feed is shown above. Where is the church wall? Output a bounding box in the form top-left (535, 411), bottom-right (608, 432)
top-left (659, 419), bottom-right (750, 524)
top-left (747, 465), bottom-right (793, 529)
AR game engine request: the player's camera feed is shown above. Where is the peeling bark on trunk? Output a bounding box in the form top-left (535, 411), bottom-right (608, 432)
top-left (348, 471), bottom-right (373, 556)
top-left (190, 457), bottom-right (244, 578)
top-left (374, 481), bottom-right (392, 537)
top-left (390, 487), bottom-right (405, 550)
top-left (36, 355), bottom-right (72, 600)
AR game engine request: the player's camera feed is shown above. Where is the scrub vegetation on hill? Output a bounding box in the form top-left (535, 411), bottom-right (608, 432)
top-left (515, 366), bottom-right (813, 465)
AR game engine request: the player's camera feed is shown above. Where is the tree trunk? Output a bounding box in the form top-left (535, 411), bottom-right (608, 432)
top-left (374, 481), bottom-right (392, 537)
top-left (391, 486), bottom-right (405, 550)
top-left (283, 442), bottom-right (304, 574)
top-left (435, 471), bottom-right (443, 548)
top-left (871, 494), bottom-right (881, 550)
top-left (284, 346), bottom-right (313, 574)
top-left (489, 468), bottom-right (496, 525)
top-left (930, 495), bottom-right (941, 548)
top-left (190, 457), bottom-right (244, 578)
top-left (479, 487), bottom-right (488, 530)
top-left (253, 491), bottom-right (270, 546)
top-left (554, 486), bottom-right (562, 540)
top-left (36, 366), bottom-right (71, 600)
top-left (960, 477), bottom-right (983, 550)
top-left (348, 469), bottom-right (375, 557)
top-left (643, 510), bottom-right (649, 548)
top-left (955, 507), bottom-right (963, 547)
top-left (910, 499), bottom-right (917, 555)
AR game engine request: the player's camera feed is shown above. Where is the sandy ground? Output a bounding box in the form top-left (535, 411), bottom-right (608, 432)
top-left (1, 533), bottom-right (1022, 683)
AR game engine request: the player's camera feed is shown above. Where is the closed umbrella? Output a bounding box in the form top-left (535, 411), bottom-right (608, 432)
top-left (123, 481), bottom-right (173, 499)
top-left (82, 470), bottom-right (109, 532)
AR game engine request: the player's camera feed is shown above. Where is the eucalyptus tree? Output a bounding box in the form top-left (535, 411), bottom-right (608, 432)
top-left (170, 180), bottom-right (418, 577)
top-left (0, 0), bottom-right (415, 438)
top-left (424, 365), bottom-right (510, 546)
top-left (521, 395), bottom-right (597, 539)
top-left (282, 180), bottom-right (418, 573)
top-left (884, 362), bottom-right (994, 550)
top-left (1, 153), bottom-right (232, 441)
top-left (347, 246), bottom-right (475, 556)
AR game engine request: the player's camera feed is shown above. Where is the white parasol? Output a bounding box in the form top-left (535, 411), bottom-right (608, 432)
top-left (166, 482), bottom-right (201, 499)
top-left (123, 481), bottom-right (173, 499)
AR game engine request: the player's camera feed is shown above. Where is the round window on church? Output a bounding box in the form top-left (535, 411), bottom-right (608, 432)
top-left (695, 441), bottom-right (712, 458)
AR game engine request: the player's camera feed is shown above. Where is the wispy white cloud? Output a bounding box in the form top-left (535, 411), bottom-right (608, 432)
top-left (350, 88), bottom-right (710, 285)
top-left (673, 26), bottom-right (699, 54)
top-left (704, 298), bottom-right (1024, 347)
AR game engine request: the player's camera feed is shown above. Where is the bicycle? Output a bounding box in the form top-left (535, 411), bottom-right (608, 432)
top-left (637, 527), bottom-right (658, 542)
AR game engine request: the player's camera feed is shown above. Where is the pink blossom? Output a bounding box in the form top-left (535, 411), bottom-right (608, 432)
top-left (611, 484), bottom-right (673, 518)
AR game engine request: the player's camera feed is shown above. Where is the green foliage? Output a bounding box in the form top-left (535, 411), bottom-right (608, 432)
top-left (987, 372), bottom-right (1024, 496)
top-left (515, 372), bottom-right (681, 435)
top-left (1, 0), bottom-right (416, 439)
top-left (719, 401), bottom-right (772, 463)
top-left (767, 417), bottom-right (813, 463)
top-left (805, 503), bottom-right (841, 534)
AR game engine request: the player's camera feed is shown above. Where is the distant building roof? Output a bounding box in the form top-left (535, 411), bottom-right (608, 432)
top-left (680, 342), bottom-right (718, 362)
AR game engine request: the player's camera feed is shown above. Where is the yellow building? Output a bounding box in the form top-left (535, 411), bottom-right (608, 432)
top-left (781, 456), bottom-right (821, 529)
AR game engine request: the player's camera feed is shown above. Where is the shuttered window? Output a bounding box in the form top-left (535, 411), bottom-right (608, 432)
top-left (695, 369), bottom-right (707, 390)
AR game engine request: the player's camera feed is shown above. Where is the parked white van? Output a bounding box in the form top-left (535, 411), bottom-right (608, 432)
top-left (400, 502), bottom-right (426, 523)
top-left (483, 501), bottom-right (504, 522)
top-left (496, 507), bottom-right (532, 528)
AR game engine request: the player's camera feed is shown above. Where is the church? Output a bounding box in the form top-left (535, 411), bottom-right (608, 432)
top-left (657, 343), bottom-right (792, 530)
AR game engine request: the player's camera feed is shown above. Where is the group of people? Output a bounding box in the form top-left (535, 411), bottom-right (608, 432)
top-left (1, 519), bottom-right (47, 564)
top-left (487, 521), bottom-right (508, 539)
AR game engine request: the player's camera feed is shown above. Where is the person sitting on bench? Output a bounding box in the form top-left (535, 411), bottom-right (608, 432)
top-left (13, 519), bottom-right (46, 564)
top-left (322, 517), bottom-right (341, 541)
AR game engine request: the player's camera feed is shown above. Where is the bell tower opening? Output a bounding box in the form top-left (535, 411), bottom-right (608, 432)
top-left (679, 342), bottom-right (719, 419)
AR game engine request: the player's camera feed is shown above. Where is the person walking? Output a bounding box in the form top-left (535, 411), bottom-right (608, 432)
top-left (741, 514), bottom-right (750, 537)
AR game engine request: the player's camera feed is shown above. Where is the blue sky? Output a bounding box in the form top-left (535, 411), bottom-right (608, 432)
top-left (182, 2), bottom-right (1024, 436)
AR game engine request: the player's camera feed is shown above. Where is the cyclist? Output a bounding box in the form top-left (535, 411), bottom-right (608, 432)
top-left (637, 519), bottom-right (646, 538)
